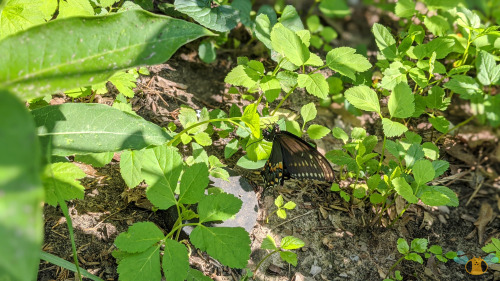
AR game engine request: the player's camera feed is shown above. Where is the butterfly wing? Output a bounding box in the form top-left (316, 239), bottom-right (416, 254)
top-left (275, 131), bottom-right (334, 182)
top-left (261, 140), bottom-right (290, 188)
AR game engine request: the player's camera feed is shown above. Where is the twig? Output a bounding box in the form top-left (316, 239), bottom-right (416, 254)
top-left (466, 177), bottom-right (485, 206)
top-left (271, 210), bottom-right (315, 230)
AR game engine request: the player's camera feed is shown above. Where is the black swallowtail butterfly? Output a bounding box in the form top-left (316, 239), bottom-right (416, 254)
top-left (261, 124), bottom-right (335, 188)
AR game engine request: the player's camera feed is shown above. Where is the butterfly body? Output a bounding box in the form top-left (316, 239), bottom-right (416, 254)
top-left (261, 125), bottom-right (335, 188)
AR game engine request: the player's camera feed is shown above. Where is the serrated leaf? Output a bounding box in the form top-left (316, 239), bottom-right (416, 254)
top-left (109, 70), bottom-right (138, 98)
top-left (193, 132), bottom-right (212, 146)
top-left (424, 15), bottom-right (450, 36)
top-left (397, 238), bottom-right (410, 254)
top-left (301, 102), bottom-right (317, 124)
top-left (198, 193), bottom-right (243, 223)
top-left (279, 5), bottom-right (304, 31)
top-left (42, 163), bottom-right (85, 207)
top-left (271, 23), bottom-right (310, 66)
top-left (395, 0), bottom-right (415, 18)
top-left (307, 124), bottom-right (331, 139)
top-left (163, 239), bottom-right (189, 281)
top-left (281, 236), bottom-right (304, 250)
top-left (74, 152), bottom-right (114, 168)
top-left (242, 104), bottom-right (261, 138)
top-left (404, 143), bottom-right (424, 168)
top-left (409, 68), bottom-right (428, 88)
top-left (476, 50), bottom-right (500, 86)
top-left (32, 103), bottom-right (172, 156)
top-left (392, 177), bottom-right (418, 203)
top-left (304, 53), bottom-right (324, 66)
top-left (331, 127), bottom-right (349, 143)
top-left (421, 142), bottom-right (439, 160)
top-left (190, 226), bottom-right (250, 268)
top-left (411, 238), bottom-right (428, 253)
top-left (326, 47), bottom-right (372, 81)
top-left (388, 82), bottom-right (414, 118)
top-left (174, 0), bottom-right (238, 32)
top-left (429, 116), bottom-right (450, 133)
top-left (116, 245), bottom-right (161, 281)
top-left (425, 86), bottom-right (445, 110)
top-left (0, 10), bottom-right (212, 99)
top-left (382, 118), bottom-right (408, 137)
top-left (260, 75), bottom-right (281, 102)
top-left (372, 23), bottom-right (397, 60)
top-left (262, 235), bottom-right (278, 250)
top-left (279, 251), bottom-right (298, 266)
top-left (179, 163), bottom-right (209, 204)
top-left (432, 160), bottom-right (449, 178)
top-left (142, 145), bottom-right (183, 210)
top-left (380, 61), bottom-right (407, 90)
top-left (0, 0), bottom-right (56, 39)
top-left (444, 75), bottom-right (481, 99)
top-left (406, 252), bottom-right (423, 264)
top-left (224, 139), bottom-right (239, 159)
top-left (344, 85), bottom-right (380, 113)
top-left (186, 268), bottom-right (212, 281)
top-left (115, 222), bottom-right (164, 253)
top-left (297, 73), bottom-right (329, 98)
top-left (224, 65), bottom-right (261, 89)
top-left (419, 185), bottom-right (458, 207)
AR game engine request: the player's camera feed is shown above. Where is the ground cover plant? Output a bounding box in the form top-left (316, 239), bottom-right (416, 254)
top-left (1, 0), bottom-right (499, 280)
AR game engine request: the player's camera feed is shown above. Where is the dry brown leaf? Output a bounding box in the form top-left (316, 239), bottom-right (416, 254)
top-left (474, 203), bottom-right (494, 244)
top-left (420, 212), bottom-right (435, 230)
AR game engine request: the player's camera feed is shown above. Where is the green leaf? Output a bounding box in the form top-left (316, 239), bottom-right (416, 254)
top-left (325, 150), bottom-right (358, 172)
top-left (274, 195), bottom-right (284, 207)
top-left (115, 222), bottom-right (164, 253)
top-left (369, 193), bottom-right (384, 204)
top-left (372, 23), bottom-right (397, 60)
top-left (0, 10), bottom-right (212, 99)
top-left (174, 0), bottom-right (238, 32)
top-left (409, 68), bottom-right (428, 88)
top-left (142, 145), bottom-right (183, 210)
top-left (279, 5), bottom-right (304, 31)
top-left (198, 40), bottom-right (216, 63)
top-left (190, 226), bottom-right (251, 268)
top-left (425, 86), bottom-right (445, 110)
top-left (283, 201), bottom-right (296, 210)
top-left (380, 61), bottom-right (407, 90)
top-left (395, 0), bottom-right (415, 18)
top-left (429, 245), bottom-right (443, 255)
top-left (406, 252), bottom-right (423, 264)
top-left (260, 75), bottom-right (282, 102)
top-left (404, 143), bottom-right (424, 168)
top-left (163, 239), bottom-right (189, 281)
top-left (424, 15), bottom-right (450, 36)
top-left (58, 0), bottom-right (94, 18)
top-left (397, 238), bottom-right (410, 254)
top-left (307, 124), bottom-right (331, 139)
top-left (0, 0), bottom-right (55, 39)
top-left (232, 0), bottom-right (252, 26)
top-left (236, 155), bottom-right (266, 169)
top-left (392, 177), bottom-right (418, 203)
top-left (224, 65), bottom-right (261, 89)
top-left (429, 116), bottom-right (450, 133)
top-left (319, 0), bottom-right (350, 18)
top-left (388, 82), bottom-right (414, 118)
top-left (109, 70), bottom-right (138, 98)
top-left (32, 103), bottom-right (172, 156)
top-left (421, 142), bottom-right (439, 160)
top-left (74, 152), bottom-right (114, 168)
top-left (242, 104), bottom-right (261, 138)
top-left (326, 47), bottom-right (372, 81)
top-left (198, 193), bottom-right (242, 223)
top-left (224, 139), bottom-right (239, 159)
top-left (120, 150), bottom-right (144, 188)
top-left (419, 185), bottom-right (458, 207)
top-left (271, 23), bottom-right (310, 66)
top-left (261, 235), bottom-right (278, 250)
top-left (331, 127), bottom-right (349, 143)
top-left (432, 160), bottom-right (449, 178)
top-left (0, 91), bottom-right (43, 281)
top-left (320, 26), bottom-right (338, 42)
top-left (411, 238), bottom-right (428, 253)
top-left (301, 102), bottom-right (317, 124)
top-left (382, 118), bottom-right (408, 137)
top-left (476, 50), bottom-right (500, 86)
top-left (279, 251), bottom-right (298, 266)
top-left (281, 236), bottom-right (305, 250)
top-left (277, 209), bottom-right (287, 219)
top-left (297, 73), bottom-right (329, 98)
top-left (485, 94), bottom-right (500, 127)
top-left (193, 132), bottom-right (213, 146)
top-left (413, 160), bottom-right (435, 185)
top-left (254, 14), bottom-right (273, 50)
top-left (178, 163), bottom-right (209, 204)
top-left (444, 75), bottom-right (481, 99)
top-left (344, 85), bottom-right (380, 113)
top-left (306, 15), bottom-right (323, 33)
top-left (42, 163), bottom-right (85, 207)
top-left (116, 245), bottom-right (161, 281)
top-left (482, 238), bottom-right (500, 255)
top-left (186, 268), bottom-right (212, 281)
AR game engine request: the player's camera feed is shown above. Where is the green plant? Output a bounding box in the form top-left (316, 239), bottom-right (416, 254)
top-left (384, 238), bottom-right (457, 280)
top-left (482, 238), bottom-right (500, 260)
top-left (257, 235), bottom-right (305, 269)
top-left (266, 195), bottom-right (297, 222)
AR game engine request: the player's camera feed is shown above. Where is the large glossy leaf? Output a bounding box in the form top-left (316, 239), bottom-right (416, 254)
top-left (32, 103), bottom-right (172, 156)
top-left (0, 9), bottom-right (213, 99)
top-left (0, 90), bottom-right (43, 281)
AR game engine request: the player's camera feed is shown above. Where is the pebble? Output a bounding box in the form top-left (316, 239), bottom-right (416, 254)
top-left (350, 255), bottom-right (359, 262)
top-left (310, 265), bottom-right (322, 276)
top-left (339, 273), bottom-right (348, 277)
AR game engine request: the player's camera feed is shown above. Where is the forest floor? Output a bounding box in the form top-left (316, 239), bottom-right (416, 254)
top-left (37, 4), bottom-right (500, 281)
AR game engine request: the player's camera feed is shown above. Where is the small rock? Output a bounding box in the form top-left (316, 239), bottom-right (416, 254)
top-left (339, 272), bottom-right (348, 277)
top-left (437, 205), bottom-right (450, 214)
top-left (310, 265), bottom-right (322, 276)
top-left (438, 214), bottom-right (447, 224)
top-left (292, 272), bottom-right (305, 281)
top-left (350, 255), bottom-right (359, 262)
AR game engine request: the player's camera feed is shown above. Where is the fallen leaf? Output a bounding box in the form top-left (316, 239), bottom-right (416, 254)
top-left (474, 203), bottom-right (494, 244)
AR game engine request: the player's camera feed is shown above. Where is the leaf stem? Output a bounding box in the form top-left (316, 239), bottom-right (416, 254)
top-left (271, 84), bottom-right (298, 116)
top-left (385, 255), bottom-right (406, 279)
top-left (253, 250), bottom-right (279, 276)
